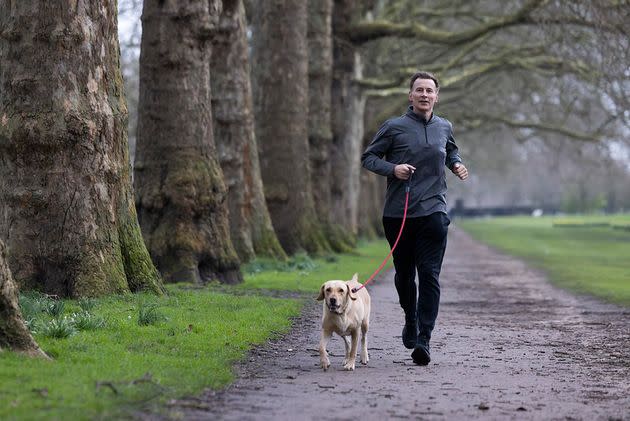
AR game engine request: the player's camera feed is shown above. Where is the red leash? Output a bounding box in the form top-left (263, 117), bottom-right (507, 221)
top-left (352, 181), bottom-right (410, 293)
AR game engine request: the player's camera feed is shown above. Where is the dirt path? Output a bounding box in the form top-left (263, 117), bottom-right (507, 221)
top-left (153, 227), bottom-right (630, 420)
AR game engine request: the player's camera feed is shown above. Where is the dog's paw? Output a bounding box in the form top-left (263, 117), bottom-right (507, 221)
top-left (360, 353), bottom-right (369, 365)
top-left (321, 358), bottom-right (331, 371)
top-left (343, 361), bottom-right (355, 371)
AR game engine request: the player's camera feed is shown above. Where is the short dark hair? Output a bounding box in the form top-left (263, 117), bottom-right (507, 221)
top-left (409, 71), bottom-right (439, 91)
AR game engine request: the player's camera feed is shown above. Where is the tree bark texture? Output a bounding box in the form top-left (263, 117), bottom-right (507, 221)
top-left (358, 96), bottom-right (391, 238)
top-left (135, 0), bottom-right (241, 284)
top-left (358, 163), bottom-right (386, 239)
top-left (252, 0), bottom-right (329, 254)
top-left (0, 241), bottom-right (46, 358)
top-left (331, 0), bottom-right (366, 238)
top-left (308, 0), bottom-right (353, 253)
top-left (211, 0), bottom-right (286, 261)
top-left (0, 0), bottom-right (163, 297)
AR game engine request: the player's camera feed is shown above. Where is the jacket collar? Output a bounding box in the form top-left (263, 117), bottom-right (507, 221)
top-left (406, 105), bottom-right (434, 125)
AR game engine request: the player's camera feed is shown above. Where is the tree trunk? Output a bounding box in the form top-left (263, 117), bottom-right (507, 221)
top-left (0, 241), bottom-right (47, 358)
top-left (211, 0), bottom-right (286, 262)
top-left (308, 0), bottom-right (354, 253)
top-left (135, 0), bottom-right (241, 284)
top-left (251, 0), bottom-right (329, 254)
top-left (358, 167), bottom-right (386, 239)
top-left (359, 97), bottom-right (389, 238)
top-left (0, 0), bottom-right (163, 297)
top-left (331, 0), bottom-right (366, 239)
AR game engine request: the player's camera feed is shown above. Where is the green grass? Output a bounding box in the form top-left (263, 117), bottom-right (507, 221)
top-left (1, 239), bottom-right (391, 420)
top-left (1, 288), bottom-right (300, 420)
top-left (458, 214), bottom-right (630, 306)
top-left (241, 239), bottom-right (392, 293)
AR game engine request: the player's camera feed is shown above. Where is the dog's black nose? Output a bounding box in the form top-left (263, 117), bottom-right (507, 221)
top-left (329, 298), bottom-right (336, 305)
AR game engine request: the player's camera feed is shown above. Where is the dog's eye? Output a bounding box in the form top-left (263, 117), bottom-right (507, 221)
top-left (338, 288), bottom-right (345, 294)
top-left (325, 287), bottom-right (332, 292)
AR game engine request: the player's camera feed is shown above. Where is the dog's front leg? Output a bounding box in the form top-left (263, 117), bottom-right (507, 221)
top-left (319, 330), bottom-right (332, 370)
top-left (361, 326), bottom-right (370, 364)
top-left (360, 322), bottom-right (369, 364)
top-left (342, 335), bottom-right (351, 366)
top-left (343, 330), bottom-right (359, 371)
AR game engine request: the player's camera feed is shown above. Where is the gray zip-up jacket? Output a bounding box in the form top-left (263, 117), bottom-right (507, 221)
top-left (361, 106), bottom-right (462, 218)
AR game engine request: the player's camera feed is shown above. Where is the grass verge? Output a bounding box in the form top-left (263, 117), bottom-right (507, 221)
top-left (241, 239), bottom-right (392, 293)
top-left (1, 239), bottom-right (390, 420)
top-left (457, 214), bottom-right (630, 307)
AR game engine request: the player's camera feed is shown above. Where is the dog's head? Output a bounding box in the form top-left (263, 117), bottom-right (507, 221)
top-left (316, 276), bottom-right (358, 314)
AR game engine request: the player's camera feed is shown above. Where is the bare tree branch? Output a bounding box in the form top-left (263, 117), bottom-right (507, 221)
top-left (461, 113), bottom-right (603, 142)
top-left (359, 50), bottom-right (594, 94)
top-left (349, 0), bottom-right (546, 45)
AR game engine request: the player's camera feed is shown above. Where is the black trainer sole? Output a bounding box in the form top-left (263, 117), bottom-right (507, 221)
top-left (411, 345), bottom-right (430, 365)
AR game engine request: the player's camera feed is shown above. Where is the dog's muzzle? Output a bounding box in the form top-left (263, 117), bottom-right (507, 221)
top-left (326, 302), bottom-right (342, 314)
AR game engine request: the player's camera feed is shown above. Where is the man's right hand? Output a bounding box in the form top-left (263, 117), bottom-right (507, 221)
top-left (394, 164), bottom-right (416, 180)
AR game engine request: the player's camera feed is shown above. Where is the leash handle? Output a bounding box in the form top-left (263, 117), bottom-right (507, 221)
top-left (353, 173), bottom-right (412, 293)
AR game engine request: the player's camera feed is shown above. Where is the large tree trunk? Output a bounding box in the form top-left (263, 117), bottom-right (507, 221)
top-left (251, 0), bottom-right (329, 254)
top-left (359, 97), bottom-right (389, 238)
top-left (0, 241), bottom-right (47, 358)
top-left (331, 0), bottom-right (366, 239)
top-left (0, 0), bottom-right (163, 297)
top-left (135, 0), bottom-right (241, 284)
top-left (211, 0), bottom-right (286, 262)
top-left (308, 0), bottom-right (353, 253)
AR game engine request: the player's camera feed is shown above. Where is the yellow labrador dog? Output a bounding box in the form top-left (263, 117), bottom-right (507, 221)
top-left (316, 273), bottom-right (371, 371)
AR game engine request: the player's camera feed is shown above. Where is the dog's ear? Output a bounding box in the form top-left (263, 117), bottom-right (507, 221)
top-left (347, 283), bottom-right (358, 301)
top-left (351, 273), bottom-right (359, 283)
top-left (316, 283), bottom-right (326, 301)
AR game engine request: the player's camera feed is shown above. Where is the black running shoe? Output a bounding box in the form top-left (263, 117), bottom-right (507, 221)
top-left (411, 341), bottom-right (430, 365)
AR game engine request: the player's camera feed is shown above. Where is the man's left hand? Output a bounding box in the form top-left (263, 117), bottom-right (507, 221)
top-left (452, 163), bottom-right (468, 180)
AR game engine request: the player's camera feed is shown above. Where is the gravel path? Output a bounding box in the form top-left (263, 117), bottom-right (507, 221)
top-left (153, 227), bottom-right (630, 420)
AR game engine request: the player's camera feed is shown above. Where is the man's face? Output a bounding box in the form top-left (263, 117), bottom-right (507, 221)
top-left (409, 78), bottom-right (438, 116)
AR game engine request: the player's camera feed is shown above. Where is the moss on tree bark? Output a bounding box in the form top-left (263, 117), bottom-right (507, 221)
top-left (0, 0), bottom-right (163, 298)
top-left (211, 0), bottom-right (286, 262)
top-left (135, 0), bottom-right (241, 284)
top-left (252, 0), bottom-right (331, 255)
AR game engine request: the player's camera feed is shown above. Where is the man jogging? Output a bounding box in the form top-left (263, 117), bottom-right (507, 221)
top-left (361, 71), bottom-right (468, 365)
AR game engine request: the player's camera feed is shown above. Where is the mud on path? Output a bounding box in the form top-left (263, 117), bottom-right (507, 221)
top-left (149, 227), bottom-right (630, 420)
